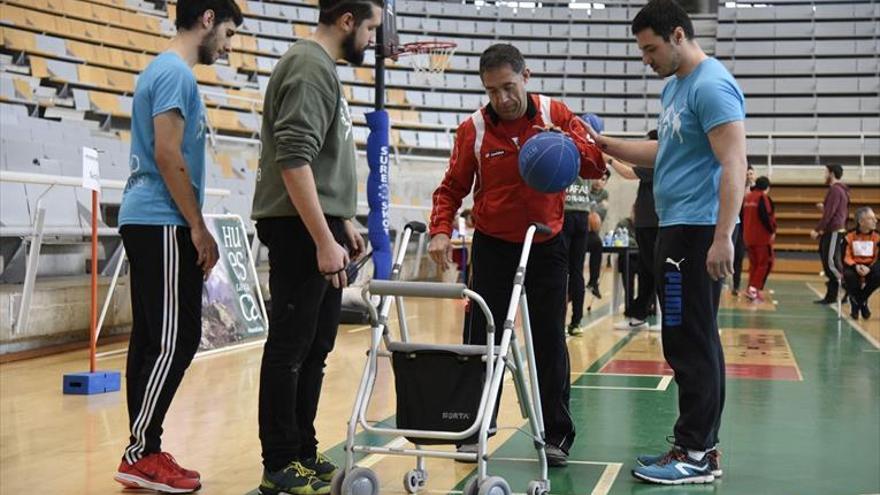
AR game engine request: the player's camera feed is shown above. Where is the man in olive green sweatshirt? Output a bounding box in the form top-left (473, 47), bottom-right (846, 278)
top-left (251, 1), bottom-right (381, 493)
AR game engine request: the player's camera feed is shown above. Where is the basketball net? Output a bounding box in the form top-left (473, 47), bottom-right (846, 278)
top-left (397, 41), bottom-right (457, 87)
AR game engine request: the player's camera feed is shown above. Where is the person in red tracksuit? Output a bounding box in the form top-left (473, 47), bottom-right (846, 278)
top-left (741, 176), bottom-right (776, 303)
top-left (428, 44), bottom-right (605, 467)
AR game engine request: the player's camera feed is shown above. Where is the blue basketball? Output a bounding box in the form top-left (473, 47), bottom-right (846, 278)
top-left (518, 131), bottom-right (580, 193)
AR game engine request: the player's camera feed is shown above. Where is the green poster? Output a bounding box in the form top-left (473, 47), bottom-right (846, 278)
top-left (200, 215), bottom-right (267, 350)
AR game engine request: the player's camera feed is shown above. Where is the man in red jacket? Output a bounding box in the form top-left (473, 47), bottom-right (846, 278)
top-left (428, 43), bottom-right (605, 467)
top-left (742, 176), bottom-right (776, 303)
top-left (811, 164), bottom-right (850, 304)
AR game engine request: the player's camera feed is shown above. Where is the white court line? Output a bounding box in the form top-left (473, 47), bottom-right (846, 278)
top-left (572, 372), bottom-right (667, 378)
top-left (656, 375), bottom-right (673, 391)
top-left (355, 436), bottom-right (408, 469)
top-left (806, 283), bottom-right (880, 349)
top-left (591, 462), bottom-right (622, 495)
top-left (571, 384), bottom-right (663, 392)
top-left (571, 374), bottom-right (672, 392)
top-left (492, 457), bottom-right (623, 495)
top-left (95, 348), bottom-right (128, 359)
top-left (348, 315), bottom-right (419, 334)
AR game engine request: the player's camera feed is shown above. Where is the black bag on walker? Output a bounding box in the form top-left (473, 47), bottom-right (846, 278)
top-left (391, 345), bottom-right (485, 445)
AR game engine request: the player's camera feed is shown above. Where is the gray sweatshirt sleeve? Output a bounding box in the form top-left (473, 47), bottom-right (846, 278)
top-left (273, 80), bottom-right (336, 168)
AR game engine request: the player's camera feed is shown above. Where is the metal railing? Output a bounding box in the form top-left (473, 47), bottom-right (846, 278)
top-left (0, 170), bottom-right (230, 336)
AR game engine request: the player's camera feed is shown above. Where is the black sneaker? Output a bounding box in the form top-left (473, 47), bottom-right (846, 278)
top-left (300, 453), bottom-right (338, 483)
top-left (862, 303), bottom-right (872, 319)
top-left (567, 322), bottom-right (583, 336)
top-left (589, 284), bottom-right (602, 299)
top-left (259, 461), bottom-right (330, 495)
top-left (814, 297), bottom-right (835, 305)
top-left (545, 445), bottom-right (568, 467)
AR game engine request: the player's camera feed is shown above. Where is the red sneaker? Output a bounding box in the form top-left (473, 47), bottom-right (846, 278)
top-left (160, 452), bottom-right (201, 480)
top-left (114, 453), bottom-right (201, 493)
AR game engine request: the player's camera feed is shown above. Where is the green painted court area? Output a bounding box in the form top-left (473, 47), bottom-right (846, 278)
top-left (249, 281), bottom-right (880, 494)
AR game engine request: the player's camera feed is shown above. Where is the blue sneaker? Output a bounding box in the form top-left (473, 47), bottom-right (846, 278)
top-left (637, 448), bottom-right (722, 478)
top-left (632, 448), bottom-right (715, 485)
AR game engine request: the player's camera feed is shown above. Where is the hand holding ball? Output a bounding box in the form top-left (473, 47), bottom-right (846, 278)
top-left (518, 131), bottom-right (580, 193)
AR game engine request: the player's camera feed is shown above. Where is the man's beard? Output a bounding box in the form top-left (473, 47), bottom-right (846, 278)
top-left (342, 31), bottom-right (366, 65)
top-left (197, 27), bottom-right (220, 65)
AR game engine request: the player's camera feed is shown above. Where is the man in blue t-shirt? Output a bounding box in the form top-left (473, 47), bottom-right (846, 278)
top-left (587, 0), bottom-right (747, 485)
top-left (114, 2), bottom-right (241, 492)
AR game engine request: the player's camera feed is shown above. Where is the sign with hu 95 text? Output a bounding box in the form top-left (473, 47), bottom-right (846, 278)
top-left (200, 215), bottom-right (267, 351)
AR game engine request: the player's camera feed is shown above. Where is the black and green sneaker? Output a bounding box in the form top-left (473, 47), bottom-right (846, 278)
top-left (259, 461), bottom-right (330, 495)
top-left (300, 452), bottom-right (338, 483)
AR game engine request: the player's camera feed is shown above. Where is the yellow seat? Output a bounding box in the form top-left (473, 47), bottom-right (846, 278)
top-left (387, 109), bottom-right (404, 123)
top-left (44, 0), bottom-right (66, 14)
top-left (66, 39), bottom-right (101, 64)
top-left (105, 68), bottom-right (135, 93)
top-left (193, 65), bottom-right (220, 85)
top-left (0, 27), bottom-right (37, 52)
top-left (89, 90), bottom-right (123, 116)
top-left (228, 52), bottom-right (257, 71)
top-left (232, 34), bottom-right (258, 53)
top-left (76, 18), bottom-right (105, 44)
top-left (294, 24), bottom-right (311, 38)
top-left (354, 68), bottom-right (374, 84)
top-left (208, 108), bottom-right (246, 133)
top-left (402, 110), bottom-right (421, 125)
top-left (13, 78), bottom-right (34, 101)
top-left (2, 4), bottom-right (56, 32)
top-left (9, 0), bottom-right (48, 9)
top-left (78, 64), bottom-right (110, 88)
top-left (388, 89), bottom-right (408, 105)
top-left (29, 56), bottom-right (49, 78)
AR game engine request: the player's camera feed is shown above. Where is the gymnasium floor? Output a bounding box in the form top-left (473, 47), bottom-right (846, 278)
top-left (1, 272), bottom-right (878, 494)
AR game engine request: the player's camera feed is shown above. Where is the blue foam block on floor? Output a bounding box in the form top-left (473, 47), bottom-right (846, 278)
top-left (63, 371), bottom-right (121, 395)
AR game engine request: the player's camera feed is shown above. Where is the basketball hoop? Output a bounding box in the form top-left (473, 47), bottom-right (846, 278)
top-left (395, 41), bottom-right (457, 87)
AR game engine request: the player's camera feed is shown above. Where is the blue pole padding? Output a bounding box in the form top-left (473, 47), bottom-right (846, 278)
top-left (365, 110), bottom-right (392, 280)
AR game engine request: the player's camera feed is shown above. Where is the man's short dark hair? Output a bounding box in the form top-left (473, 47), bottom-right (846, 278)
top-left (175, 0), bottom-right (243, 31)
top-left (479, 44), bottom-right (525, 75)
top-left (826, 164), bottom-right (844, 180)
top-left (319, 0), bottom-right (383, 27)
top-left (755, 176), bottom-right (771, 190)
top-left (631, 0), bottom-right (695, 41)
top-left (646, 129), bottom-right (658, 141)
top-left (747, 163), bottom-right (754, 171)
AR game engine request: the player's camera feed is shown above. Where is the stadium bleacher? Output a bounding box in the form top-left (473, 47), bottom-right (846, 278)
top-left (0, 0), bottom-right (877, 273)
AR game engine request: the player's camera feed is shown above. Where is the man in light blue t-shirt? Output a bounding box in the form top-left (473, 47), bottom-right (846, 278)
top-left (587, 0), bottom-right (747, 486)
top-left (114, 2), bottom-right (241, 493)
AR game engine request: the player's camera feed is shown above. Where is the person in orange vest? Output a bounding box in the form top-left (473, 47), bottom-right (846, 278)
top-left (742, 176), bottom-right (776, 303)
top-left (842, 207), bottom-right (879, 319)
